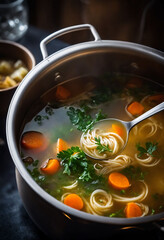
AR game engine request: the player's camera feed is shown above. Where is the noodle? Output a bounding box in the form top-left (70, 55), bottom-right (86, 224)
top-left (81, 128), bottom-right (124, 159)
top-left (88, 189), bottom-right (113, 215)
top-left (94, 154), bottom-right (133, 175)
top-left (112, 181), bottom-right (148, 203)
top-left (137, 203), bottom-right (149, 217)
top-left (135, 153), bottom-right (160, 167)
top-left (63, 180), bottom-right (78, 189)
top-left (133, 119), bottom-right (163, 138)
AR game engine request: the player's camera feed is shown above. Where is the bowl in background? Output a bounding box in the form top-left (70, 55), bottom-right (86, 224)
top-left (0, 40), bottom-right (35, 116)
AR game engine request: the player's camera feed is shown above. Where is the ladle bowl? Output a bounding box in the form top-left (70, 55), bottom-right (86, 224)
top-left (81, 102), bottom-right (164, 160)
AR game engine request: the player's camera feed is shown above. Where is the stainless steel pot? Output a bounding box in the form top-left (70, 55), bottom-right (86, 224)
top-left (6, 24), bottom-right (164, 240)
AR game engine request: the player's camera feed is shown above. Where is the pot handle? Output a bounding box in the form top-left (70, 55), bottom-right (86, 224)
top-left (40, 24), bottom-right (101, 59)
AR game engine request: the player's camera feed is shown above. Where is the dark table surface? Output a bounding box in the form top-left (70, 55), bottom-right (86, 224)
top-left (0, 25), bottom-right (164, 240)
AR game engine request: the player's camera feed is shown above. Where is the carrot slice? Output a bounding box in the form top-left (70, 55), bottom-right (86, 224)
top-left (125, 202), bottom-right (142, 218)
top-left (127, 101), bottom-right (144, 116)
top-left (55, 85), bottom-right (70, 100)
top-left (63, 193), bottom-right (84, 210)
top-left (108, 172), bottom-right (130, 190)
top-left (56, 138), bottom-right (69, 154)
top-left (21, 131), bottom-right (48, 152)
top-left (112, 124), bottom-right (124, 137)
top-left (41, 158), bottom-right (60, 175)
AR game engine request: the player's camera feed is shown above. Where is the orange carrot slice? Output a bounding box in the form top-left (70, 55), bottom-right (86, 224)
top-left (21, 131), bottom-right (48, 152)
top-left (125, 202), bottom-right (142, 218)
top-left (108, 172), bottom-right (130, 190)
top-left (41, 158), bottom-right (60, 175)
top-left (56, 138), bottom-right (68, 154)
top-left (127, 101), bottom-right (144, 116)
top-left (112, 124), bottom-right (124, 137)
top-left (55, 85), bottom-right (70, 100)
top-left (63, 193), bottom-right (84, 210)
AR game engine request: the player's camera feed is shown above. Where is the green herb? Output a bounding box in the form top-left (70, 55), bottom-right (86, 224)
top-left (121, 165), bottom-right (146, 181)
top-left (45, 106), bottom-right (54, 115)
top-left (57, 146), bottom-right (99, 182)
top-left (120, 189), bottom-right (125, 195)
top-left (67, 106), bottom-right (106, 132)
top-left (90, 88), bottom-right (112, 105)
top-left (109, 208), bottom-right (124, 218)
top-left (34, 106), bottom-right (54, 125)
top-left (136, 142), bottom-right (158, 157)
top-left (151, 209), bottom-right (155, 215)
top-left (34, 115), bottom-right (49, 125)
top-left (32, 159), bottom-right (39, 167)
top-left (95, 137), bottom-right (112, 153)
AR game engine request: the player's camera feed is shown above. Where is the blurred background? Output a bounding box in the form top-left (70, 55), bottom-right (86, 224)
top-left (27, 0), bottom-right (164, 51)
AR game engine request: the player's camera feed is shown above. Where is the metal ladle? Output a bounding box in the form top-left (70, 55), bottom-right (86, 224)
top-left (81, 102), bottom-right (164, 160)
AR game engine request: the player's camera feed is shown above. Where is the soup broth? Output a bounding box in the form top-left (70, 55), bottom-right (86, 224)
top-left (20, 73), bottom-right (164, 218)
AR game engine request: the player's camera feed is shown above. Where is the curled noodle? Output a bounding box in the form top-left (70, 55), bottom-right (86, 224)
top-left (86, 189), bottom-right (113, 215)
top-left (81, 128), bottom-right (124, 159)
top-left (112, 181), bottom-right (148, 203)
top-left (63, 180), bottom-right (78, 189)
top-left (94, 155), bottom-right (133, 175)
top-left (137, 203), bottom-right (149, 217)
top-left (133, 119), bottom-right (163, 138)
top-left (135, 153), bottom-right (160, 167)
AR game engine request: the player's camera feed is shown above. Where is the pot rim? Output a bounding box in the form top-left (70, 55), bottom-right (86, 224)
top-left (6, 39), bottom-right (164, 226)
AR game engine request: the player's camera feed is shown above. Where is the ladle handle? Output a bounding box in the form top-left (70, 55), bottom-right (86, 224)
top-left (128, 102), bottom-right (164, 130)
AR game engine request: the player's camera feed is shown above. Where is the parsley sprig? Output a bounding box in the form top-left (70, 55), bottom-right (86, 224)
top-left (57, 146), bottom-right (97, 182)
top-left (136, 142), bottom-right (158, 157)
top-left (95, 137), bottom-right (112, 153)
top-left (67, 106), bottom-right (106, 132)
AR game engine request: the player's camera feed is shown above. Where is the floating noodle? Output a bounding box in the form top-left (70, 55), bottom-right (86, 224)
top-left (133, 118), bottom-right (163, 138)
top-left (137, 203), bottom-right (149, 217)
top-left (135, 153), bottom-right (160, 167)
top-left (61, 192), bottom-right (72, 202)
top-left (81, 128), bottom-right (124, 159)
top-left (112, 181), bottom-right (148, 203)
top-left (94, 155), bottom-right (133, 175)
top-left (86, 189), bottom-right (113, 215)
top-left (63, 180), bottom-right (78, 189)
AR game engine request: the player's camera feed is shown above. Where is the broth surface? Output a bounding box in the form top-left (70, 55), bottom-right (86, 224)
top-left (20, 73), bottom-right (164, 218)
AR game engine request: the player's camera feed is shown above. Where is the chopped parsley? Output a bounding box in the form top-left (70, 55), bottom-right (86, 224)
top-left (34, 106), bottom-right (54, 125)
top-left (57, 146), bottom-right (100, 182)
top-left (67, 106), bottom-right (106, 132)
top-left (136, 142), bottom-right (158, 157)
top-left (95, 137), bottom-right (112, 153)
top-left (109, 208), bottom-right (124, 218)
top-left (121, 165), bottom-right (146, 181)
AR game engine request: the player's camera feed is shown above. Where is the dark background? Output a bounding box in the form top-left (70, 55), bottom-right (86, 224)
top-left (26, 0), bottom-right (164, 51)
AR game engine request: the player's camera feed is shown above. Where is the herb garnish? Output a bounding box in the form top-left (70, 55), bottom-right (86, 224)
top-left (95, 137), bottom-right (112, 153)
top-left (34, 106), bottom-right (54, 125)
top-left (57, 146), bottom-right (99, 182)
top-left (109, 208), bottom-right (124, 218)
top-left (121, 165), bottom-right (146, 180)
top-left (67, 106), bottom-right (106, 132)
top-left (136, 142), bottom-right (158, 157)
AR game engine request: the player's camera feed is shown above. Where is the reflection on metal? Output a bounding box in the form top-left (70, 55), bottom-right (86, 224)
top-left (121, 226), bottom-right (142, 231)
top-left (138, 0), bottom-right (155, 43)
top-left (63, 213), bottom-right (72, 220)
top-left (54, 72), bottom-right (61, 81)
